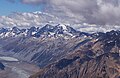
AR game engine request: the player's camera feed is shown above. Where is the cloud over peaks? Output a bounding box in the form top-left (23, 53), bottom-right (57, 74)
top-left (45, 0), bottom-right (120, 25)
top-left (5, 0), bottom-right (120, 25)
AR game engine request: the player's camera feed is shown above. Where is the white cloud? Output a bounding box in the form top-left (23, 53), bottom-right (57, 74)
top-left (3, 0), bottom-right (120, 32)
top-left (0, 11), bottom-right (64, 27)
top-left (42, 0), bottom-right (120, 25)
top-left (6, 0), bottom-right (120, 25)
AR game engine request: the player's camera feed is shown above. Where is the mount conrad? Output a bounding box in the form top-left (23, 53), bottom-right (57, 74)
top-left (0, 24), bottom-right (119, 78)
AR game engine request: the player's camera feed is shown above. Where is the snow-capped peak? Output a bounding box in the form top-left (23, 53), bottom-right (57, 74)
top-left (0, 24), bottom-right (89, 39)
top-left (33, 11), bottom-right (42, 14)
top-left (57, 24), bottom-right (67, 30)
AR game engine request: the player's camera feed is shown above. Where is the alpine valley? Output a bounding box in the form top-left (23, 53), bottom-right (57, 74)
top-left (0, 23), bottom-right (119, 78)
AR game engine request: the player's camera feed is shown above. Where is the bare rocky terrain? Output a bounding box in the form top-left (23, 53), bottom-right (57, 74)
top-left (0, 25), bottom-right (119, 78)
top-left (29, 30), bottom-right (120, 78)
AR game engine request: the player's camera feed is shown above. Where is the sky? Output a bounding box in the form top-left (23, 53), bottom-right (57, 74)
top-left (0, 0), bottom-right (44, 15)
top-left (1, 0), bottom-right (120, 25)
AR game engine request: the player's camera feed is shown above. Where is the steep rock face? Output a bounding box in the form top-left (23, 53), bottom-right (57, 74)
top-left (91, 30), bottom-right (120, 56)
top-left (29, 51), bottom-right (120, 78)
top-left (0, 36), bottom-right (91, 67)
top-left (0, 62), bottom-right (5, 70)
top-left (29, 30), bottom-right (120, 78)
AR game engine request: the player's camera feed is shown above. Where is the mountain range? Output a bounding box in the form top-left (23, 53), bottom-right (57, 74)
top-left (0, 24), bottom-right (90, 67)
top-left (0, 24), bottom-right (119, 78)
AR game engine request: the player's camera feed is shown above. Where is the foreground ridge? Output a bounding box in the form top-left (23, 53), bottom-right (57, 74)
top-left (29, 29), bottom-right (120, 78)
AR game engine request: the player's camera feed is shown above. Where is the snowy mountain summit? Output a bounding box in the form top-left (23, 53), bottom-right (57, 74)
top-left (0, 24), bottom-right (88, 39)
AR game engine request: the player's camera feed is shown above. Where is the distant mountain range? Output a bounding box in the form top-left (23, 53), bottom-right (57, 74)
top-left (0, 24), bottom-right (119, 78)
top-left (0, 24), bottom-right (89, 38)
